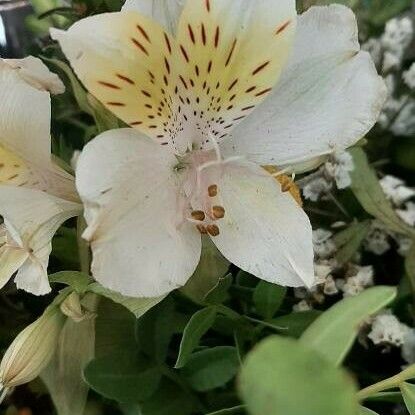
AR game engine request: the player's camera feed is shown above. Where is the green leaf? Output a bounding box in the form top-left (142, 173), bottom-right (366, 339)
top-left (300, 286), bottom-right (397, 365)
top-left (88, 282), bottom-right (164, 318)
top-left (49, 271), bottom-right (92, 294)
top-left (95, 299), bottom-right (137, 358)
top-left (239, 336), bottom-right (359, 415)
top-left (175, 307), bottom-right (217, 368)
top-left (41, 313), bottom-right (95, 415)
top-left (42, 57), bottom-right (93, 115)
top-left (333, 221), bottom-right (371, 265)
top-left (181, 237), bottom-right (230, 304)
top-left (359, 407), bottom-right (379, 415)
top-left (138, 379), bottom-right (194, 415)
top-left (84, 351), bottom-right (162, 403)
top-left (205, 274), bottom-right (233, 304)
top-left (401, 383), bottom-right (415, 414)
top-left (182, 346), bottom-right (239, 392)
top-left (349, 147), bottom-right (415, 238)
top-left (253, 281), bottom-right (286, 319)
top-left (271, 310), bottom-right (322, 338)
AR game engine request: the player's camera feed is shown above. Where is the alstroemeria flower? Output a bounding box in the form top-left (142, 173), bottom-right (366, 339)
top-left (0, 57), bottom-right (82, 295)
top-left (52, 1), bottom-right (386, 297)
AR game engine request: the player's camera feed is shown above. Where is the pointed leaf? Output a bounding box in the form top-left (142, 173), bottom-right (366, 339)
top-left (401, 382), bottom-right (415, 414)
top-left (175, 307), bottom-right (217, 368)
top-left (350, 147), bottom-right (415, 237)
top-left (333, 221), bottom-right (371, 265)
top-left (181, 237), bottom-right (230, 304)
top-left (253, 281), bottom-right (287, 319)
top-left (182, 346), bottom-right (239, 392)
top-left (84, 351), bottom-right (162, 403)
top-left (300, 286), bottom-right (397, 365)
top-left (239, 336), bottom-right (359, 415)
top-left (49, 271), bottom-right (91, 295)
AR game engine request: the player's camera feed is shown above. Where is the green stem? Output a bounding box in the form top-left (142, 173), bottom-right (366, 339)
top-left (357, 364), bottom-right (415, 400)
top-left (205, 405), bottom-right (246, 415)
top-left (77, 216), bottom-right (90, 274)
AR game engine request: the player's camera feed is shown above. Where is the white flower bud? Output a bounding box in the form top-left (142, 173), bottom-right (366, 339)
top-left (0, 307), bottom-right (65, 395)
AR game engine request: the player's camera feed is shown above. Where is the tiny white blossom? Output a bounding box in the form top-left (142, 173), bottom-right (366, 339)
top-left (397, 202), bottom-right (415, 226)
top-left (293, 299), bottom-right (312, 312)
top-left (324, 151), bottom-right (355, 189)
top-left (368, 311), bottom-right (411, 347)
top-left (381, 17), bottom-right (413, 71)
top-left (403, 63), bottom-right (415, 90)
top-left (303, 176), bottom-right (332, 202)
top-left (364, 221), bottom-right (392, 255)
top-left (313, 229), bottom-right (337, 259)
top-left (340, 265), bottom-right (374, 297)
top-left (391, 100), bottom-right (415, 137)
top-left (380, 175), bottom-right (415, 206)
top-left (397, 235), bottom-right (413, 256)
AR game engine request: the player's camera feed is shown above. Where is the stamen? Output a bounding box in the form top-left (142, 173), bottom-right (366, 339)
top-left (197, 224), bottom-right (208, 235)
top-left (207, 224), bottom-right (220, 237)
top-left (212, 205), bottom-right (225, 219)
top-left (208, 184), bottom-right (218, 197)
top-left (191, 210), bottom-right (206, 221)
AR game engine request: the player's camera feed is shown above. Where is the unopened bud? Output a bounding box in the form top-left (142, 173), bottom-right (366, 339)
top-left (0, 307), bottom-right (65, 396)
top-left (60, 292), bottom-right (96, 322)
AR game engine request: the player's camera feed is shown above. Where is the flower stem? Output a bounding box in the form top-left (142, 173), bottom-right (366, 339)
top-left (77, 216), bottom-right (90, 274)
top-left (205, 405), bottom-right (246, 415)
top-left (357, 364), bottom-right (415, 400)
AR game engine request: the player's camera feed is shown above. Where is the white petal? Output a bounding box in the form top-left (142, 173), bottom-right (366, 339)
top-left (76, 129), bottom-right (201, 297)
top-left (222, 5), bottom-right (387, 167)
top-left (0, 187), bottom-right (82, 295)
top-left (0, 245), bottom-right (28, 290)
top-left (4, 56), bottom-right (65, 95)
top-left (121, 0), bottom-right (184, 34)
top-left (195, 160), bottom-right (315, 287)
top-left (0, 59), bottom-right (52, 166)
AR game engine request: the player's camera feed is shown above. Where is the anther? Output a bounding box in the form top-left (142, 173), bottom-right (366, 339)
top-left (191, 210), bottom-right (206, 221)
top-left (197, 224), bottom-right (208, 235)
top-left (208, 184), bottom-right (218, 197)
top-left (207, 224), bottom-right (220, 237)
top-left (281, 182), bottom-right (292, 192)
top-left (212, 206), bottom-right (225, 219)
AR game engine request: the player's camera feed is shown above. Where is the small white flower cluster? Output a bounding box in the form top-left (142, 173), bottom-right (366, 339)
top-left (368, 310), bottom-right (411, 348)
top-left (302, 152), bottom-right (355, 202)
top-left (293, 229), bottom-right (376, 311)
top-left (364, 16), bottom-right (415, 136)
top-left (363, 310), bottom-right (415, 365)
top-left (364, 175), bottom-right (414, 256)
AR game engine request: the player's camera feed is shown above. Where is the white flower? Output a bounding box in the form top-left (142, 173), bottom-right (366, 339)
top-left (364, 221), bottom-right (392, 255)
top-left (0, 57), bottom-right (82, 295)
top-left (380, 175), bottom-right (415, 206)
top-left (0, 306), bottom-right (65, 398)
top-left (340, 265), bottom-right (374, 297)
top-left (397, 202), bottom-right (415, 226)
top-left (381, 17), bottom-right (413, 70)
top-left (368, 311), bottom-right (411, 347)
top-left (313, 229), bottom-right (336, 259)
top-left (403, 63), bottom-right (415, 90)
top-left (293, 299), bottom-right (312, 312)
top-left (3, 56), bottom-right (65, 95)
top-left (52, 1), bottom-right (386, 297)
top-left (324, 151), bottom-right (354, 189)
top-left (303, 176), bottom-right (332, 202)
